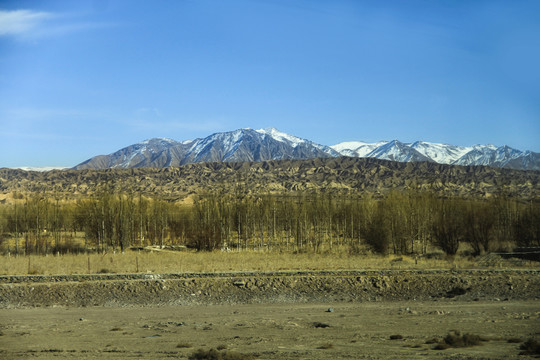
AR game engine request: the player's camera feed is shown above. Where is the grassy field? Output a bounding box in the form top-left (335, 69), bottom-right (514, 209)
top-left (1, 248), bottom-right (538, 276)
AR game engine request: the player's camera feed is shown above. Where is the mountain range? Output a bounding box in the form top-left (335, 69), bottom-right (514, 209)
top-left (73, 128), bottom-right (540, 171)
top-left (3, 157), bottom-right (538, 201)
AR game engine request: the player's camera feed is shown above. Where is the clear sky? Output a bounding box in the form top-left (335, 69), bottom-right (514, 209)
top-left (1, 0), bottom-right (539, 167)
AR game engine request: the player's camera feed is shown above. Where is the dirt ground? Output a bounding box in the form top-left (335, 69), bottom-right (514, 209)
top-left (1, 300), bottom-right (539, 359)
top-left (2, 270), bottom-right (540, 307)
top-left (1, 270), bottom-right (539, 359)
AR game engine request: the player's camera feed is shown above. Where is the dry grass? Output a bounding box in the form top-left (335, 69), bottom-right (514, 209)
top-left (0, 248), bottom-right (537, 276)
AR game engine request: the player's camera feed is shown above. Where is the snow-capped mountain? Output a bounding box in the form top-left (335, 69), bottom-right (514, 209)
top-left (74, 137), bottom-right (189, 169)
top-left (73, 128), bottom-right (540, 170)
top-left (363, 140), bottom-right (431, 163)
top-left (330, 141), bottom-right (388, 157)
top-left (15, 166), bottom-right (69, 172)
top-left (74, 128), bottom-right (338, 170)
top-left (332, 140), bottom-right (539, 170)
top-left (409, 141), bottom-right (475, 164)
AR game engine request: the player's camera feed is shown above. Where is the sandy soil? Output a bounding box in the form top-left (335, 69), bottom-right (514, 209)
top-left (1, 300), bottom-right (539, 359)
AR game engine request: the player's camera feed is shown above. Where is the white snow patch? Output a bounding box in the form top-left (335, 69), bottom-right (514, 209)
top-left (331, 141), bottom-right (388, 157)
top-left (15, 166), bottom-right (69, 172)
top-left (140, 137), bottom-right (177, 145)
top-left (409, 141), bottom-right (472, 164)
top-left (256, 128), bottom-right (306, 147)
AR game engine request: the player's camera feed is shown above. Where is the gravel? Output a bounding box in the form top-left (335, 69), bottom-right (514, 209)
top-left (1, 270), bottom-right (538, 308)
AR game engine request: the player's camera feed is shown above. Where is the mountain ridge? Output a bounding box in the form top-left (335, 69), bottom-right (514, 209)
top-left (72, 128), bottom-right (540, 171)
top-left (2, 157), bottom-right (539, 201)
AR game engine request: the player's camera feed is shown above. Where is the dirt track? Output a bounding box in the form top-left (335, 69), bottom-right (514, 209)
top-left (1, 270), bottom-right (539, 359)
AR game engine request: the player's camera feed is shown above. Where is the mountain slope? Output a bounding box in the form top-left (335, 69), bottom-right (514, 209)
top-left (333, 140), bottom-right (539, 170)
top-left (364, 140), bottom-right (432, 163)
top-left (73, 128), bottom-right (540, 171)
top-left (330, 141), bottom-right (388, 157)
top-left (74, 128), bottom-right (338, 170)
top-left (3, 157), bottom-right (539, 201)
top-left (74, 138), bottom-right (190, 169)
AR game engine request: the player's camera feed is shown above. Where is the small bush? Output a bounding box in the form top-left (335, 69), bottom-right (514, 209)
top-left (446, 332), bottom-right (484, 347)
top-left (519, 338), bottom-right (540, 355)
top-left (50, 243), bottom-right (85, 255)
top-left (188, 348), bottom-right (254, 360)
top-left (425, 337), bottom-right (440, 344)
top-left (216, 344), bottom-right (227, 350)
top-left (433, 343), bottom-right (451, 350)
top-left (318, 343), bottom-right (334, 349)
top-left (97, 268), bottom-right (111, 274)
top-left (433, 331), bottom-right (485, 350)
top-left (28, 268), bottom-right (41, 275)
top-left (177, 343), bottom-right (193, 348)
top-left (445, 287), bottom-right (468, 298)
top-left (313, 322), bottom-right (330, 328)
top-left (390, 334), bottom-right (403, 340)
top-left (110, 327), bottom-right (123, 332)
top-left (507, 338), bottom-right (522, 343)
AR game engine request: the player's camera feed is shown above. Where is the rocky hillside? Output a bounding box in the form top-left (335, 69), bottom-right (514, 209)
top-left (1, 157), bottom-right (538, 201)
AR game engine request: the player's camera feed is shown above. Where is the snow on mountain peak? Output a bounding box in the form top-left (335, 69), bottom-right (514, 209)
top-left (409, 141), bottom-right (472, 164)
top-left (331, 140), bottom-right (389, 157)
top-left (72, 128), bottom-right (539, 171)
top-left (15, 166), bottom-right (69, 172)
top-left (256, 128), bottom-right (306, 147)
top-left (140, 137), bottom-right (178, 145)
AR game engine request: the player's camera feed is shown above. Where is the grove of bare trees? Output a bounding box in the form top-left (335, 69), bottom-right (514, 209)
top-left (0, 190), bottom-right (538, 256)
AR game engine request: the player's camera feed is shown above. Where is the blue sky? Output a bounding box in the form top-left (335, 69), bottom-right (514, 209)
top-left (1, 0), bottom-right (539, 167)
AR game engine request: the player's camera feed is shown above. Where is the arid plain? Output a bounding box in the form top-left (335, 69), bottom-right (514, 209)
top-left (1, 159), bottom-right (539, 359)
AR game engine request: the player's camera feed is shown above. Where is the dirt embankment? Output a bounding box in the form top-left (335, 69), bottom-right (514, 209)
top-left (1, 270), bottom-right (538, 308)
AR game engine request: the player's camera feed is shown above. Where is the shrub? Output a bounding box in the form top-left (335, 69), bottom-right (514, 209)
top-left (445, 286), bottom-right (468, 298)
top-left (188, 348), bottom-right (254, 360)
top-left (313, 322), bottom-right (330, 328)
top-left (519, 338), bottom-right (540, 355)
top-left (363, 206), bottom-right (390, 255)
top-left (433, 343), bottom-right (451, 350)
top-left (27, 268), bottom-right (41, 275)
top-left (507, 338), bottom-right (522, 343)
top-left (433, 331), bottom-right (485, 350)
top-left (425, 337), bottom-right (440, 344)
top-left (390, 334), bottom-right (403, 340)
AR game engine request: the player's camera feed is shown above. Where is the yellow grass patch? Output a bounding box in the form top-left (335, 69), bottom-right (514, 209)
top-left (1, 249), bottom-right (537, 276)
